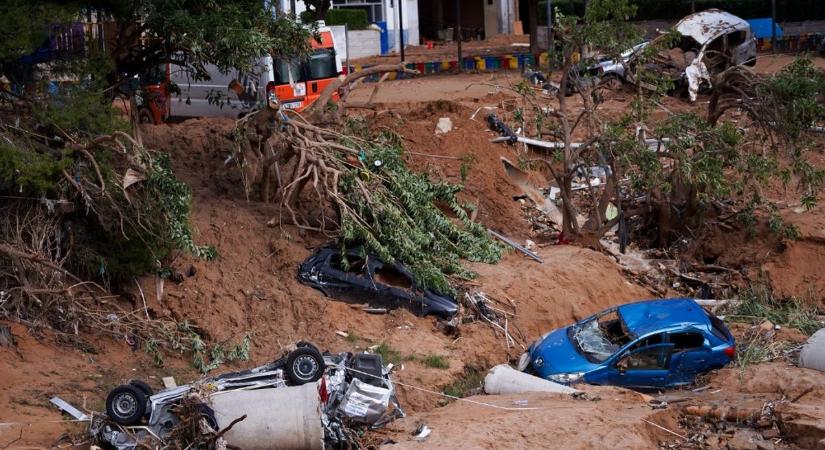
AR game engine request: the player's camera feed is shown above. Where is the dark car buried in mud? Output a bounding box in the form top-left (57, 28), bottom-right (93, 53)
top-left (298, 247), bottom-right (458, 319)
top-left (518, 298), bottom-right (736, 390)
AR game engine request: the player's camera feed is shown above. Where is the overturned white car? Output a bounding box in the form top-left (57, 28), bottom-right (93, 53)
top-left (626, 9), bottom-right (757, 101)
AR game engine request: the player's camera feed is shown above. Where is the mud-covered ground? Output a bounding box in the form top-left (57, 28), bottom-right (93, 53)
top-left (2, 53), bottom-right (825, 448)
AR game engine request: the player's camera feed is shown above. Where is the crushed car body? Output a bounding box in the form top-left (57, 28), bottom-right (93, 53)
top-left (92, 343), bottom-right (403, 449)
top-left (626, 9), bottom-right (757, 101)
top-left (518, 298), bottom-right (736, 390)
top-left (298, 246), bottom-right (459, 319)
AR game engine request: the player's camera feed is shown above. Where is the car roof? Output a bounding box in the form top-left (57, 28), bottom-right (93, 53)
top-left (675, 9), bottom-right (750, 46)
top-left (617, 298), bottom-right (710, 337)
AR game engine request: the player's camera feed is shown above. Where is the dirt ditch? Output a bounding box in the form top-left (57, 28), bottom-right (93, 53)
top-left (2, 67), bottom-right (825, 447)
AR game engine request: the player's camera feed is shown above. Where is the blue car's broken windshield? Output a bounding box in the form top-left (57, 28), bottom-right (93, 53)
top-left (571, 310), bottom-right (633, 363)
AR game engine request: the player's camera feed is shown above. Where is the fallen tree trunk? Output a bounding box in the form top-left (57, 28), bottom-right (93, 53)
top-left (305, 63), bottom-right (419, 122)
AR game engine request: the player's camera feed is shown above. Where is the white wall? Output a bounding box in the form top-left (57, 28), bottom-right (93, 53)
top-left (276, 0), bottom-right (308, 16)
top-left (385, 0), bottom-right (420, 48)
top-left (484, 0), bottom-right (499, 38)
top-left (349, 30), bottom-right (382, 59)
top-left (329, 26), bottom-right (382, 61)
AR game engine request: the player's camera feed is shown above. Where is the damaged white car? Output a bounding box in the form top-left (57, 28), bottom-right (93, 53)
top-left (627, 9), bottom-right (757, 101)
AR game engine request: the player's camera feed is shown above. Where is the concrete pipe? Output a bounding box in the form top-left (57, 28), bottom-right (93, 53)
top-left (483, 364), bottom-right (582, 395)
top-left (800, 327), bottom-right (825, 373)
top-left (210, 383), bottom-right (324, 450)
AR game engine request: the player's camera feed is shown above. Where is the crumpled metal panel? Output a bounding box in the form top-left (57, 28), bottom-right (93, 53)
top-left (675, 9), bottom-right (751, 46)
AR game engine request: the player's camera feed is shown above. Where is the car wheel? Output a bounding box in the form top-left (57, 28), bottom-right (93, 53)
top-left (106, 385), bottom-right (147, 425)
top-left (285, 346), bottom-right (326, 385)
top-left (128, 379), bottom-right (154, 397)
top-left (601, 74), bottom-right (623, 90)
top-left (197, 403), bottom-right (218, 431)
top-left (138, 108), bottom-right (154, 124)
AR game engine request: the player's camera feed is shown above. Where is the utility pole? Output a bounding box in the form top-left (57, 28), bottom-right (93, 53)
top-left (691, 0), bottom-right (695, 13)
top-left (398, 0), bottom-right (405, 62)
top-left (546, 0), bottom-right (552, 74)
top-left (456, 0), bottom-right (462, 72)
top-left (771, 0), bottom-right (777, 53)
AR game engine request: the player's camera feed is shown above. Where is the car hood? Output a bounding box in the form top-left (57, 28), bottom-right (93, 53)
top-left (529, 327), bottom-right (600, 378)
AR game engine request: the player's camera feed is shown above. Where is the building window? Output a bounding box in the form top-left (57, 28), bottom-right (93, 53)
top-left (332, 0), bottom-right (384, 24)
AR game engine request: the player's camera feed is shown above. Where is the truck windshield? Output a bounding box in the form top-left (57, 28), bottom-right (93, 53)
top-left (306, 49), bottom-right (338, 80)
top-left (273, 58), bottom-right (303, 84)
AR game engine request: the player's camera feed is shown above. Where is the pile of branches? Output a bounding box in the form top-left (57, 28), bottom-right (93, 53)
top-left (164, 394), bottom-right (246, 450)
top-left (232, 68), bottom-right (501, 294)
top-left (0, 122), bottom-right (214, 357)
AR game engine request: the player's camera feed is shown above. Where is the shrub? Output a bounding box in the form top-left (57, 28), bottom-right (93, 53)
top-left (302, 8), bottom-right (370, 30)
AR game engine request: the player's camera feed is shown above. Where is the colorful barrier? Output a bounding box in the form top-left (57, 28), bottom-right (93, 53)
top-left (755, 34), bottom-right (824, 52)
top-left (347, 52), bottom-right (542, 82)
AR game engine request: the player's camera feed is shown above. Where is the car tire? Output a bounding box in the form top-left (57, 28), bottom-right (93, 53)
top-left (128, 379), bottom-right (154, 397)
top-left (601, 74), bottom-right (623, 90)
top-left (138, 108), bottom-right (155, 124)
top-left (285, 346), bottom-right (326, 385)
top-left (106, 384), bottom-right (147, 425)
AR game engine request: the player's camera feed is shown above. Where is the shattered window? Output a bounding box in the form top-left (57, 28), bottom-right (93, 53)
top-left (330, 254), bottom-right (366, 274)
top-left (629, 333), bottom-right (664, 351)
top-left (669, 332), bottom-right (704, 351)
top-left (572, 310), bottom-right (633, 363)
top-left (619, 346), bottom-right (670, 370)
top-left (373, 265), bottom-right (412, 290)
top-left (727, 31), bottom-right (747, 47)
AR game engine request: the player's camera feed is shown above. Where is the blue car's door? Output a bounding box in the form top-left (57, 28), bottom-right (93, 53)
top-left (608, 343), bottom-right (675, 389)
top-left (667, 331), bottom-right (712, 384)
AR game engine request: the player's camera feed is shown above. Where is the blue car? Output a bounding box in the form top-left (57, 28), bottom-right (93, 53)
top-left (518, 298), bottom-right (736, 390)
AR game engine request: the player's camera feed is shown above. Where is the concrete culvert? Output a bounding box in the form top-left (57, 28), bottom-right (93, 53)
top-left (799, 328), bottom-right (825, 372)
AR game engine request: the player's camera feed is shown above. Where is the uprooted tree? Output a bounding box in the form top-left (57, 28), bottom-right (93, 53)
top-left (232, 73), bottom-right (502, 294)
top-left (502, 0), bottom-right (824, 247)
top-left (0, 1), bottom-right (312, 370)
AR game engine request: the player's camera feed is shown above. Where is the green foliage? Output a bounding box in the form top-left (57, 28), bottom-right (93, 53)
top-left (420, 354), bottom-right (450, 369)
top-left (191, 333), bottom-right (252, 373)
top-left (345, 332), bottom-right (360, 344)
top-left (727, 283), bottom-right (821, 336)
top-left (33, 86), bottom-right (129, 138)
top-left (554, 0), bottom-right (642, 73)
top-left (337, 122), bottom-right (501, 295)
top-left (0, 144), bottom-right (73, 195)
top-left (762, 58), bottom-right (825, 138)
top-left (443, 366), bottom-right (484, 398)
top-left (65, 152), bottom-right (215, 281)
top-left (614, 113), bottom-right (743, 203)
top-left (734, 339), bottom-right (771, 371)
top-left (302, 8), bottom-right (369, 30)
top-left (143, 153), bottom-right (217, 261)
top-left (543, 0), bottom-right (825, 22)
top-left (374, 342), bottom-right (413, 365)
top-left (0, 0), bottom-right (76, 63)
top-left (1, 1), bottom-right (312, 90)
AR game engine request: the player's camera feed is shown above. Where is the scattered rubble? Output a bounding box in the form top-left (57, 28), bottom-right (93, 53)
top-left (434, 117), bottom-right (453, 135)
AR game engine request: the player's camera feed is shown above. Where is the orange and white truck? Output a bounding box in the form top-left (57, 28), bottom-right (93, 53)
top-left (137, 23), bottom-right (343, 124)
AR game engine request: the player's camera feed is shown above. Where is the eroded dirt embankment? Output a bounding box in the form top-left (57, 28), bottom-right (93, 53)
top-left (3, 64), bottom-right (825, 447)
top-left (0, 102), bottom-right (649, 446)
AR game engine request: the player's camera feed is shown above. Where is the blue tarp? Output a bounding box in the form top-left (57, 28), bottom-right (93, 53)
top-left (747, 18), bottom-right (784, 39)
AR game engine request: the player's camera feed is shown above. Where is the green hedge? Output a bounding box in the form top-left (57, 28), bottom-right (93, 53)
top-left (301, 8), bottom-right (370, 30)
top-left (538, 0), bottom-right (825, 24)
